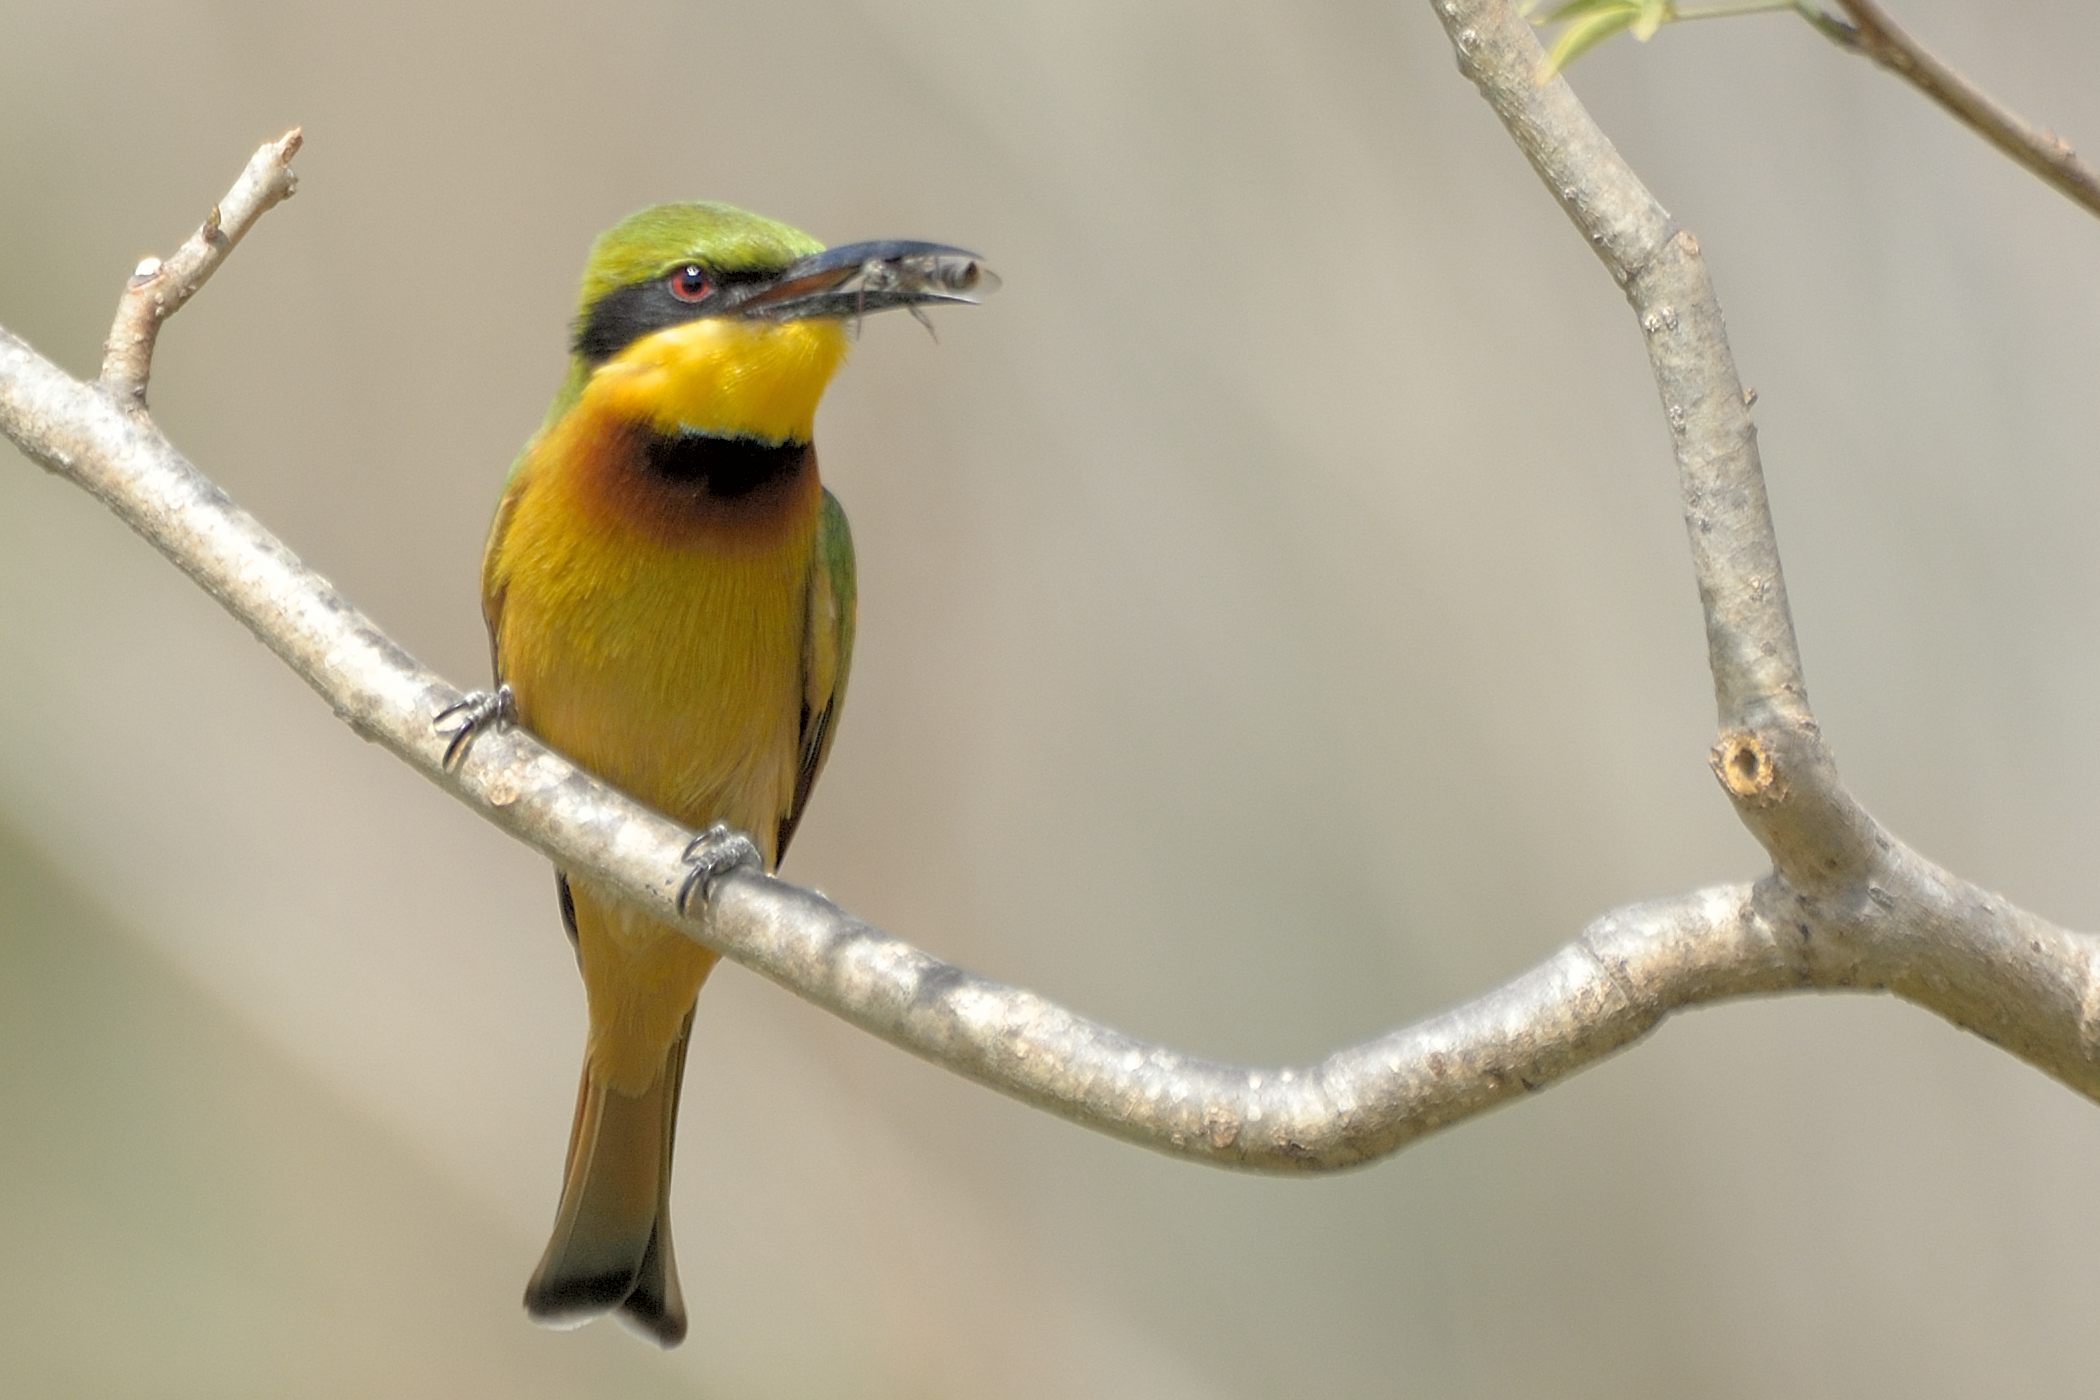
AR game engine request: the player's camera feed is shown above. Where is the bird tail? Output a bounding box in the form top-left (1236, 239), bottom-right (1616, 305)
top-left (523, 1011), bottom-right (696, 1347)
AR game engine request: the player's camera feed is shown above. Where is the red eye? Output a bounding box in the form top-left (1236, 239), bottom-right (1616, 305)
top-left (667, 264), bottom-right (711, 302)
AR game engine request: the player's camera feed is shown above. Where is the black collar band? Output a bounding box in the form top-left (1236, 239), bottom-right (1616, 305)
top-left (632, 427), bottom-right (810, 499)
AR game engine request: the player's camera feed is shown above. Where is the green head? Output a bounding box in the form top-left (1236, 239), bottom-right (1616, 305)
top-left (548, 201), bottom-right (996, 443)
top-left (573, 203), bottom-right (824, 337)
top-left (568, 201), bottom-right (994, 367)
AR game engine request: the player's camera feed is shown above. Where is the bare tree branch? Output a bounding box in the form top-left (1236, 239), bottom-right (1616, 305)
top-left (1812, 0), bottom-right (2100, 221)
top-left (1437, 0), bottom-right (2100, 1078)
top-left (4, 15), bottom-right (2099, 1183)
top-left (0, 316), bottom-right (1787, 1169)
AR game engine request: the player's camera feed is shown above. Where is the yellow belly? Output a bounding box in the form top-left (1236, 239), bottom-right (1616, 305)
top-left (490, 414), bottom-right (818, 853)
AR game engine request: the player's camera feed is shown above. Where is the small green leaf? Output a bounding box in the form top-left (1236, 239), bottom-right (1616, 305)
top-left (1538, 5), bottom-right (1640, 79)
top-left (1630, 0), bottom-right (1674, 40)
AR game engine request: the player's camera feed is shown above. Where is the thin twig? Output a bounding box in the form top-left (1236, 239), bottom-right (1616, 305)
top-left (1818, 0), bottom-right (2100, 220)
top-left (1663, 1), bottom-right (1797, 22)
top-left (98, 128), bottom-right (303, 406)
top-left (1672, 1), bottom-right (1799, 22)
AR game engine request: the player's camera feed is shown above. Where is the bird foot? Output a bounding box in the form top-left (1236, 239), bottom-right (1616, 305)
top-left (677, 824), bottom-right (763, 916)
top-left (434, 683), bottom-right (515, 768)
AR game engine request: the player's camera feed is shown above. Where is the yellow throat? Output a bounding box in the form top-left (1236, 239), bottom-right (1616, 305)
top-left (590, 316), bottom-right (851, 444)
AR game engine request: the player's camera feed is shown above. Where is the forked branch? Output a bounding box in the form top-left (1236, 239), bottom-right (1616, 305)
top-left (3, 13), bottom-right (2097, 1176)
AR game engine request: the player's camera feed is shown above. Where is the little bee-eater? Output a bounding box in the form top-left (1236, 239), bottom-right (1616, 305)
top-left (463, 203), bottom-right (990, 1346)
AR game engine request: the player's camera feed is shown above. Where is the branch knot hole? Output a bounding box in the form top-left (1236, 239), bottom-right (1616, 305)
top-left (1711, 731), bottom-right (1782, 806)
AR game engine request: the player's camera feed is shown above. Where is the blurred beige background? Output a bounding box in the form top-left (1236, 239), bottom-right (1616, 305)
top-left (5, 1), bottom-right (2100, 1394)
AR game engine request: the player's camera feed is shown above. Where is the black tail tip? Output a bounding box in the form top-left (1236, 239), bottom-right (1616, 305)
top-left (620, 1290), bottom-right (689, 1348)
top-left (618, 1215), bottom-right (687, 1347)
top-left (523, 1269), bottom-right (634, 1324)
top-left (523, 1268), bottom-right (687, 1348)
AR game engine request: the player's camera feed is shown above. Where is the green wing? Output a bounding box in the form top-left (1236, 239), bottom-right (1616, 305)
top-left (776, 487), bottom-right (857, 862)
top-left (483, 366), bottom-right (584, 681)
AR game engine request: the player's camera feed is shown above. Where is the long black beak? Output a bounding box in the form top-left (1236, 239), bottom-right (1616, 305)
top-left (728, 240), bottom-right (999, 321)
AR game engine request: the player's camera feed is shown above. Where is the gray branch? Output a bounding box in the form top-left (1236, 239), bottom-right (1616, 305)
top-left (3, 6), bottom-right (2097, 1175)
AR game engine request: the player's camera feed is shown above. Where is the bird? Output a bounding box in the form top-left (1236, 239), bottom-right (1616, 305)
top-left (456, 202), bottom-right (992, 1346)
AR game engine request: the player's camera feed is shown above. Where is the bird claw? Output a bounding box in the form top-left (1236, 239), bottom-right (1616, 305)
top-left (676, 824), bottom-right (762, 917)
top-left (434, 683), bottom-right (515, 768)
